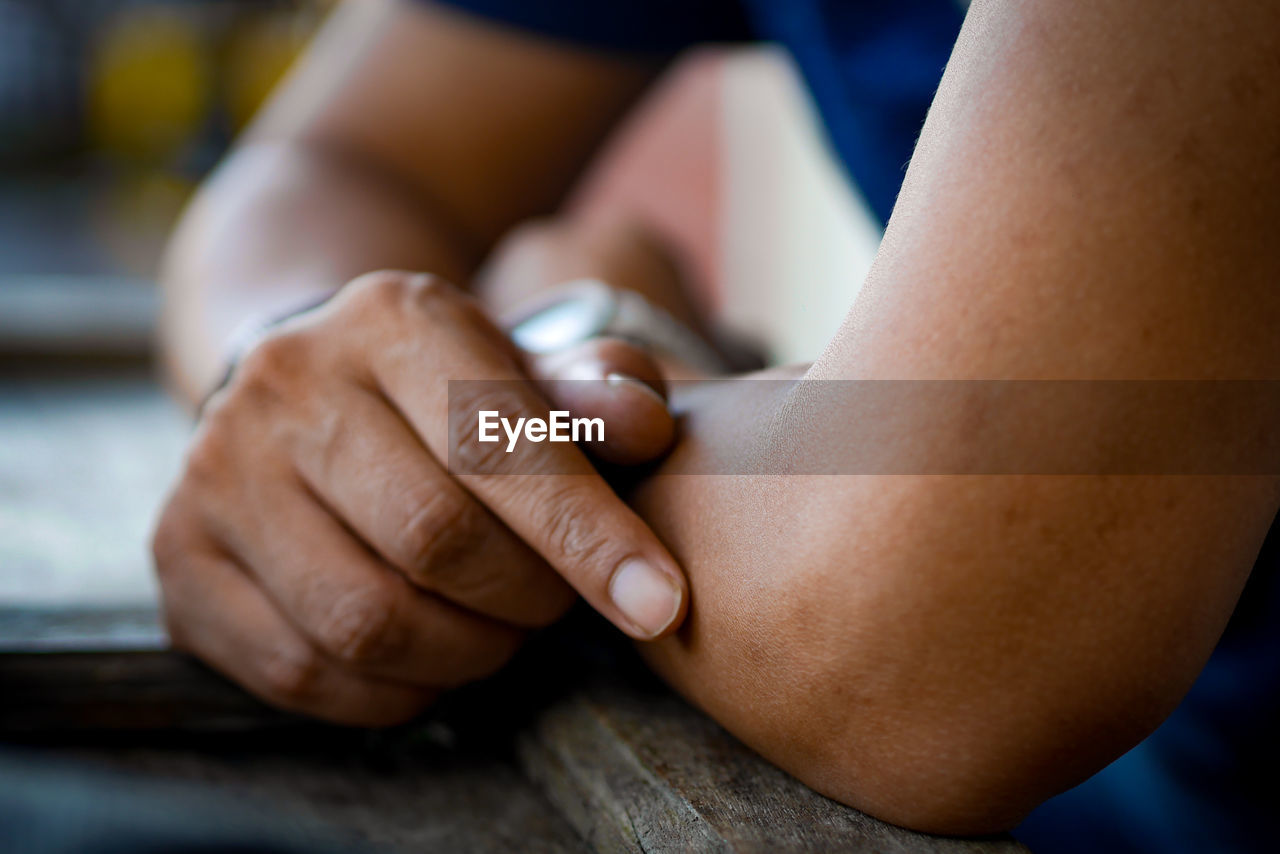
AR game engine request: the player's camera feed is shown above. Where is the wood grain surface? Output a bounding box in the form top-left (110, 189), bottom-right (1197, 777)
top-left (1, 609), bottom-right (1029, 853)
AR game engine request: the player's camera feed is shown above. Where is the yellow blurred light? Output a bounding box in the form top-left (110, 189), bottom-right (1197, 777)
top-left (88, 8), bottom-right (212, 161)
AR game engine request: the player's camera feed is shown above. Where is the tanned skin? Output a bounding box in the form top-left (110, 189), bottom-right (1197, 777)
top-left (632, 0), bottom-right (1280, 833)
top-left (156, 0), bottom-right (1280, 835)
top-left (156, 0), bottom-right (690, 726)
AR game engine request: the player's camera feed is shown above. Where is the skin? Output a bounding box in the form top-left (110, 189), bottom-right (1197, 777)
top-left (158, 0), bottom-right (659, 401)
top-left (156, 0), bottom-right (1280, 836)
top-left (156, 1), bottom-right (689, 723)
top-left (154, 269), bottom-right (687, 724)
top-left (630, 0), bottom-right (1280, 834)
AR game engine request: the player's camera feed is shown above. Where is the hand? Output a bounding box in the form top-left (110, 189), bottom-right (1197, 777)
top-left (152, 271), bottom-right (686, 725)
top-left (475, 214), bottom-right (710, 346)
top-left (476, 214), bottom-right (760, 379)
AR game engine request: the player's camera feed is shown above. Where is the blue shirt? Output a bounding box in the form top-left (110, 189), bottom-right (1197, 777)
top-left (429, 2), bottom-right (1279, 850)
top-left (432, 0), bottom-right (963, 225)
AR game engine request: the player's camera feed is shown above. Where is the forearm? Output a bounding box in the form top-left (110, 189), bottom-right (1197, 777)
top-left (627, 376), bottom-right (1278, 833)
top-left (158, 0), bottom-right (656, 406)
top-left (159, 141), bottom-right (478, 405)
top-left (625, 0), bottom-right (1280, 833)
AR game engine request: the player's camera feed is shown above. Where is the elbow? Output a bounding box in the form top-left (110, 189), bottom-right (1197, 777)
top-left (799, 730), bottom-right (1047, 836)
top-left (642, 606), bottom-right (1094, 835)
top-left (731, 654), bottom-right (1114, 836)
top-left (784, 681), bottom-right (1161, 836)
top-left (790, 666), bottom-right (1180, 835)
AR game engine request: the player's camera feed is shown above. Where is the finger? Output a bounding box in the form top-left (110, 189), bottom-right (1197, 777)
top-left (525, 337), bottom-right (676, 465)
top-left (288, 383), bottom-right (575, 626)
top-left (345, 274), bottom-right (688, 640)
top-left (206, 475), bottom-right (525, 685)
top-left (159, 548), bottom-right (436, 727)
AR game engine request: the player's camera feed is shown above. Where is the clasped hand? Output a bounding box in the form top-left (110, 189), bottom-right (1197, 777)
top-left (153, 269), bottom-right (687, 725)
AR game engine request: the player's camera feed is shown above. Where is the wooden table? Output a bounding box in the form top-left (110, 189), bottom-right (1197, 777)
top-left (0, 370), bottom-right (1029, 853)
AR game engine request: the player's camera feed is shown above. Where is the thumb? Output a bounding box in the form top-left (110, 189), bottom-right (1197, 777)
top-left (524, 337), bottom-right (676, 466)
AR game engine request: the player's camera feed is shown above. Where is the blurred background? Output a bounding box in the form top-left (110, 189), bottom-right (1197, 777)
top-left (0, 0), bottom-right (330, 610)
top-left (0, 0), bottom-right (329, 359)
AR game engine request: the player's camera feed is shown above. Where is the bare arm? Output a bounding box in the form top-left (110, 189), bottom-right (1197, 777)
top-left (160, 0), bottom-right (655, 402)
top-left (628, 0), bottom-right (1280, 833)
top-left (154, 0), bottom-right (705, 725)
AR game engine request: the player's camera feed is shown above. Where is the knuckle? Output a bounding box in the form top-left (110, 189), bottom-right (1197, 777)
top-left (343, 270), bottom-right (408, 314)
top-left (400, 270), bottom-right (457, 304)
top-left (399, 272), bottom-right (491, 332)
top-left (259, 643), bottom-right (327, 704)
top-left (343, 270), bottom-right (456, 316)
top-left (538, 485), bottom-right (612, 570)
top-left (182, 429), bottom-right (230, 487)
top-left (313, 585), bottom-right (405, 666)
top-left (393, 489), bottom-right (484, 581)
top-left (447, 385), bottom-right (540, 475)
top-left (231, 331), bottom-right (312, 407)
top-left (306, 405), bottom-right (350, 482)
top-left (160, 431), bottom-right (237, 545)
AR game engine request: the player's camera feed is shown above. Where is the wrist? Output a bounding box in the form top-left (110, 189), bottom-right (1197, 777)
top-left (193, 290), bottom-right (336, 412)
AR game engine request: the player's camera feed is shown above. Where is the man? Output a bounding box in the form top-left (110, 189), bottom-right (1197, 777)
top-left (153, 0), bottom-right (1280, 850)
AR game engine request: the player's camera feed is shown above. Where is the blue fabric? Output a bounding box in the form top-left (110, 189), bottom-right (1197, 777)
top-left (423, 2), bottom-right (1280, 851)
top-left (1016, 516), bottom-right (1280, 854)
top-left (431, 0), bottom-right (752, 55)
top-left (430, 0), bottom-right (964, 224)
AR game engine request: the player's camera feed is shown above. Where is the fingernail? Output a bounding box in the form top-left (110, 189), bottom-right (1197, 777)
top-left (609, 558), bottom-right (682, 639)
top-left (606, 372), bottom-right (666, 405)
